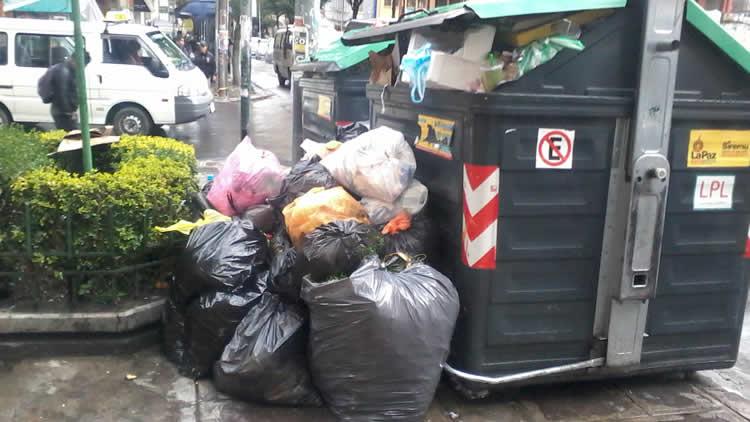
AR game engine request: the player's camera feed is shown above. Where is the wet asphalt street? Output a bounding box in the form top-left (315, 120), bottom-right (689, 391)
top-left (162, 58), bottom-right (294, 171)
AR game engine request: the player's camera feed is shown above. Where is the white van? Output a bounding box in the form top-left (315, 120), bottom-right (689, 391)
top-left (272, 26), bottom-right (307, 86)
top-left (0, 18), bottom-right (213, 135)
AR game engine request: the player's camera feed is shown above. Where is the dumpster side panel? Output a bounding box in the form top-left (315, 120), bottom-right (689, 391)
top-left (645, 120), bottom-right (750, 368)
top-left (370, 85), bottom-right (615, 376)
top-left (300, 74), bottom-right (371, 142)
top-left (363, 0), bottom-right (750, 384)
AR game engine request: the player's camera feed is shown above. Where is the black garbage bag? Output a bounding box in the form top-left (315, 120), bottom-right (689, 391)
top-left (336, 121), bottom-right (369, 142)
top-left (265, 227), bottom-right (303, 300)
top-left (213, 292), bottom-right (323, 406)
top-left (236, 204), bottom-right (277, 234)
top-left (301, 256), bottom-right (460, 422)
top-left (301, 221), bottom-right (381, 282)
top-left (183, 288), bottom-right (265, 378)
top-left (202, 178), bottom-right (214, 195)
top-left (185, 176), bottom-right (217, 219)
top-left (188, 192), bottom-right (215, 220)
top-left (269, 159), bottom-right (338, 210)
top-left (381, 214), bottom-right (432, 258)
top-left (161, 297), bottom-right (195, 373)
top-left (174, 220), bottom-right (268, 305)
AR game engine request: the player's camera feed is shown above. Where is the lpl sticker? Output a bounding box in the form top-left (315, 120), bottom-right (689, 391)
top-left (693, 175), bottom-right (735, 210)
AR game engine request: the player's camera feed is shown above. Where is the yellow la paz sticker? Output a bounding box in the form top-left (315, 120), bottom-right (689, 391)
top-left (687, 129), bottom-right (750, 168)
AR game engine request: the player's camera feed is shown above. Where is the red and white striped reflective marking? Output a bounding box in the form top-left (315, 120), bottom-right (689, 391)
top-left (462, 164), bottom-right (500, 269)
top-left (744, 225), bottom-right (750, 258)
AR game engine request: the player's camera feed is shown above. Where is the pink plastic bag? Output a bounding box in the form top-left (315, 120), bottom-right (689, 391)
top-left (207, 138), bottom-right (285, 216)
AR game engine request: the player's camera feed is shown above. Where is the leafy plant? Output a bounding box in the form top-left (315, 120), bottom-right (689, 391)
top-left (0, 125), bottom-right (53, 186)
top-left (0, 128), bottom-right (198, 305)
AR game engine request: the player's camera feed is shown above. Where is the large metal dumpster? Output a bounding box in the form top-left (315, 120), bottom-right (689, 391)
top-left (291, 37), bottom-right (393, 147)
top-left (346, 0), bottom-right (750, 395)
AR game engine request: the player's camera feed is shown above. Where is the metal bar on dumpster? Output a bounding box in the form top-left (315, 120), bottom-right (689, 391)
top-left (443, 358), bottom-right (605, 385)
top-left (606, 0), bottom-right (685, 368)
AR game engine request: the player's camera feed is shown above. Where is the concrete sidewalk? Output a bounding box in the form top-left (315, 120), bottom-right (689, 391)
top-left (0, 309), bottom-right (747, 422)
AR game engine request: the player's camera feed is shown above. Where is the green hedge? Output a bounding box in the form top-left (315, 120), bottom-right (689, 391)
top-left (0, 128), bottom-right (198, 305)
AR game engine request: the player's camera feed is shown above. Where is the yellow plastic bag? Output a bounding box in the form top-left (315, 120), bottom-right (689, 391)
top-left (155, 209), bottom-right (231, 235)
top-left (282, 186), bottom-right (369, 248)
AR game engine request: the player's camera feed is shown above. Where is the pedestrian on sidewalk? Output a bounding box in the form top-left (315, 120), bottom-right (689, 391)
top-left (41, 52), bottom-right (90, 131)
top-left (193, 41), bottom-right (216, 83)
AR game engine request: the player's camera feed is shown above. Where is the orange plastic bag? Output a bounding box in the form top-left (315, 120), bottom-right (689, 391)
top-left (282, 187), bottom-right (369, 248)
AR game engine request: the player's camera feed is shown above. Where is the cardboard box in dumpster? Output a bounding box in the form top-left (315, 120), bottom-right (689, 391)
top-left (426, 52), bottom-right (484, 92)
top-left (402, 25), bottom-right (496, 93)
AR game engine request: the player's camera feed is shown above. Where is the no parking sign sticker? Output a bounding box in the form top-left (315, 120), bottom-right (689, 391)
top-left (536, 128), bottom-right (575, 169)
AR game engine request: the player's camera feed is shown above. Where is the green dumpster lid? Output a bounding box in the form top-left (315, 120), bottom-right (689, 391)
top-left (342, 0), bottom-right (750, 74)
top-left (296, 32), bottom-right (394, 72)
top-left (431, 0), bottom-right (627, 20)
top-left (686, 0), bottom-right (750, 73)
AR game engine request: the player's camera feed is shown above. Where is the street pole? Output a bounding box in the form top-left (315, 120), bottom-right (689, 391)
top-left (216, 0), bottom-right (229, 99)
top-left (71, 0), bottom-right (92, 172)
top-left (240, 0), bottom-right (252, 139)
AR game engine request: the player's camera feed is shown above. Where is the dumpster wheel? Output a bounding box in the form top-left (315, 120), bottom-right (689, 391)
top-left (448, 373), bottom-right (490, 400)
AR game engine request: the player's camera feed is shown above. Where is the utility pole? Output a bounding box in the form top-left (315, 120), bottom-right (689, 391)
top-left (71, 0), bottom-right (92, 172)
top-left (216, 0), bottom-right (230, 99)
top-left (240, 0), bottom-right (252, 138)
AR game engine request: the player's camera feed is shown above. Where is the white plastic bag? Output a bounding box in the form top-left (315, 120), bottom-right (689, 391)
top-left (207, 137), bottom-right (285, 216)
top-left (321, 126), bottom-right (416, 203)
top-left (361, 179), bottom-right (428, 225)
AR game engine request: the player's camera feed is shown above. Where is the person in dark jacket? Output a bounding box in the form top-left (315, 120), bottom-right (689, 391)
top-left (193, 41), bottom-right (216, 82)
top-left (49, 52), bottom-right (90, 131)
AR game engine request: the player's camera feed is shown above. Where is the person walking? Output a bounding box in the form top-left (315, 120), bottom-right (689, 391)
top-left (193, 41), bottom-right (216, 82)
top-left (44, 52), bottom-right (90, 131)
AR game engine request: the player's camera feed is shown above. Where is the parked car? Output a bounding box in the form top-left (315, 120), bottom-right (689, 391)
top-left (0, 18), bottom-right (214, 135)
top-left (272, 26), bottom-right (307, 86)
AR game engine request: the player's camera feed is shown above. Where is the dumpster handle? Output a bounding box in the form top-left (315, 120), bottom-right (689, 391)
top-left (443, 358), bottom-right (605, 385)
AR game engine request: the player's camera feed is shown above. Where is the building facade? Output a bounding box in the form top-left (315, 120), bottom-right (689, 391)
top-left (376, 0), bottom-right (461, 19)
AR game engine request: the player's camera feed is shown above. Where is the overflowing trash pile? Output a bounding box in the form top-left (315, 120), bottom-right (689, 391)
top-left (364, 8), bottom-right (612, 103)
top-left (162, 126), bottom-right (460, 420)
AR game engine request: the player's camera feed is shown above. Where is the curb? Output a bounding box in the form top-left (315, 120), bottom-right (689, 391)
top-left (0, 324), bottom-right (161, 360)
top-left (0, 298), bottom-right (165, 334)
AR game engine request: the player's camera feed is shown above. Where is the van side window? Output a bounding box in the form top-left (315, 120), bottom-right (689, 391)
top-left (0, 33), bottom-right (7, 66)
top-left (103, 36), bottom-right (148, 65)
top-left (103, 35), bottom-right (167, 77)
top-left (15, 34), bottom-right (74, 68)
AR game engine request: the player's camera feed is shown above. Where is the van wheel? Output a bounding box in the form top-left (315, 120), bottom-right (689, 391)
top-left (0, 107), bottom-right (11, 128)
top-left (113, 106), bottom-right (152, 136)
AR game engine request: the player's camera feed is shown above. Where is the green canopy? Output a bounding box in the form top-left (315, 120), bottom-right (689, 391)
top-left (12, 0), bottom-right (71, 13)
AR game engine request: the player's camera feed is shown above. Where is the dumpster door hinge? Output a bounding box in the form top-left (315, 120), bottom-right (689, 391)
top-left (606, 0), bottom-right (685, 368)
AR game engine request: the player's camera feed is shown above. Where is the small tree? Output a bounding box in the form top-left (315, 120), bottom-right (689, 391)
top-left (346, 0), bottom-right (364, 19)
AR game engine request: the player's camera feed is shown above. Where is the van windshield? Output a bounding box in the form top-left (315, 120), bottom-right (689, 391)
top-left (147, 31), bottom-right (194, 70)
